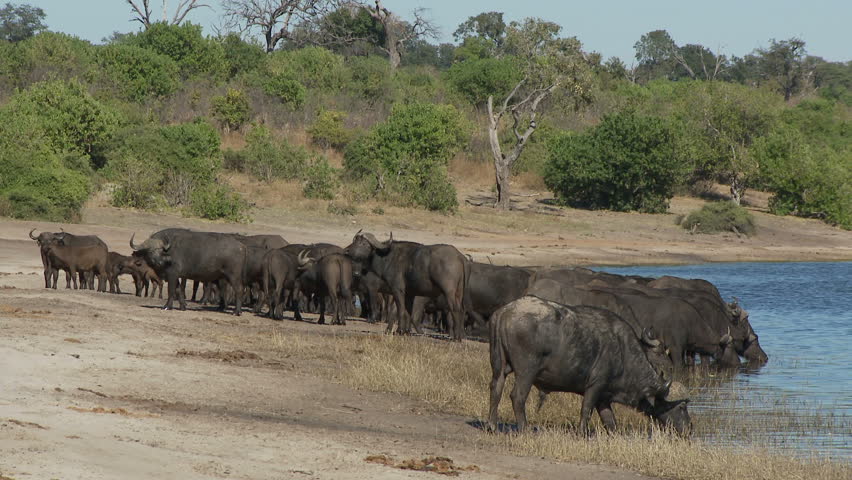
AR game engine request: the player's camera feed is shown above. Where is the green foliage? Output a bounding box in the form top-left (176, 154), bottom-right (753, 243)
top-left (220, 33), bottom-right (265, 78)
top-left (452, 36), bottom-right (494, 62)
top-left (128, 22), bottom-right (226, 80)
top-left (243, 124), bottom-right (309, 182)
top-left (755, 121), bottom-right (851, 229)
top-left (307, 110), bottom-right (354, 150)
top-left (96, 44), bottom-right (179, 101)
top-left (4, 79), bottom-right (120, 157)
top-left (544, 112), bottom-right (681, 213)
top-left (344, 103), bottom-right (468, 212)
top-left (211, 88), bottom-right (251, 132)
top-left (189, 183), bottom-right (251, 222)
top-left (262, 73), bottom-right (306, 108)
top-left (302, 157), bottom-right (339, 200)
top-left (444, 57), bottom-right (522, 105)
top-left (682, 201), bottom-right (757, 235)
top-left (103, 119), bottom-right (222, 208)
top-left (0, 2), bottom-right (46, 42)
top-left (267, 46), bottom-right (347, 92)
top-left (15, 31), bottom-right (93, 80)
top-left (393, 65), bottom-right (441, 103)
top-left (347, 55), bottom-right (392, 101)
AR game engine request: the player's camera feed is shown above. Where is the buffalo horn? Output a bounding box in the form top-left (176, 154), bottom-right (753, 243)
top-left (297, 249), bottom-right (314, 267)
top-left (720, 327), bottom-right (733, 346)
top-left (29, 228), bottom-right (37, 240)
top-left (642, 327), bottom-right (661, 348)
top-left (355, 228), bottom-right (363, 236)
top-left (363, 232), bottom-right (390, 250)
top-left (130, 233), bottom-right (140, 250)
top-left (161, 236), bottom-right (171, 252)
top-left (748, 332), bottom-right (757, 343)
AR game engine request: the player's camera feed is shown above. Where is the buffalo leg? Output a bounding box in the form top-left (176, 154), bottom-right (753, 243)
top-left (386, 290), bottom-right (405, 335)
top-left (70, 268), bottom-right (79, 290)
top-left (164, 274), bottom-right (178, 310)
top-left (509, 373), bottom-right (534, 432)
top-left (488, 348), bottom-right (510, 432)
top-left (579, 386), bottom-right (604, 435)
top-left (596, 402), bottom-right (617, 432)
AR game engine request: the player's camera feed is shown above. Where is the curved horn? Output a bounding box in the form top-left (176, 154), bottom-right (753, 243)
top-left (297, 249), bottom-right (314, 267)
top-left (720, 327), bottom-right (733, 346)
top-left (60, 227), bottom-right (65, 233)
top-left (748, 332), bottom-right (757, 343)
top-left (355, 228), bottom-right (363, 236)
top-left (363, 233), bottom-right (391, 250)
top-left (659, 379), bottom-right (672, 398)
top-left (642, 327), bottom-right (661, 348)
top-left (161, 236), bottom-right (171, 252)
top-left (130, 233), bottom-right (141, 251)
top-left (29, 228), bottom-right (37, 240)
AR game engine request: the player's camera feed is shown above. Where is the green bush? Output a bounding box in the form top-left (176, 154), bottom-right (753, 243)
top-left (444, 57), bottom-right (522, 106)
top-left (544, 111), bottom-right (682, 213)
top-left (95, 44), bottom-right (179, 101)
top-left (103, 119), bottom-right (222, 208)
top-left (128, 22), bottom-right (226, 80)
top-left (307, 110), bottom-right (354, 150)
top-left (262, 73), bottom-right (306, 108)
top-left (4, 79), bottom-right (120, 157)
top-left (302, 157), bottom-right (338, 200)
top-left (393, 66), bottom-right (441, 103)
top-left (267, 46), bottom-right (347, 91)
top-left (211, 88), bottom-right (251, 132)
top-left (15, 31), bottom-right (93, 81)
top-left (347, 55), bottom-right (392, 101)
top-left (222, 148), bottom-right (246, 172)
top-left (243, 124), bottom-right (308, 182)
top-left (0, 154), bottom-right (90, 221)
top-left (189, 183), bottom-right (251, 223)
top-left (343, 102), bottom-right (467, 212)
top-left (682, 201), bottom-right (757, 235)
top-left (220, 33), bottom-right (266, 79)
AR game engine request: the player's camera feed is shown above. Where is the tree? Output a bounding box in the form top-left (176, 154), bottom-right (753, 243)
top-left (221, 0), bottom-right (339, 53)
top-left (0, 2), bottom-right (46, 42)
top-left (453, 11), bottom-right (506, 54)
top-left (486, 18), bottom-right (593, 209)
top-left (757, 37), bottom-right (809, 101)
top-left (125, 0), bottom-right (210, 29)
top-left (367, 1), bottom-right (436, 69)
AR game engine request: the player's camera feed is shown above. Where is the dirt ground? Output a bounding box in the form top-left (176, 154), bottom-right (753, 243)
top-left (1, 197), bottom-right (850, 479)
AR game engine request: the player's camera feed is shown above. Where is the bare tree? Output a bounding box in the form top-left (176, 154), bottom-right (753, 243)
top-left (487, 19), bottom-right (592, 210)
top-left (221, 0), bottom-right (341, 53)
top-left (125, 0), bottom-right (209, 29)
top-left (368, 1), bottom-right (436, 69)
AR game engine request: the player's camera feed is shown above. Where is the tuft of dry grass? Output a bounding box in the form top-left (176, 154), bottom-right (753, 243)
top-left (259, 328), bottom-right (851, 480)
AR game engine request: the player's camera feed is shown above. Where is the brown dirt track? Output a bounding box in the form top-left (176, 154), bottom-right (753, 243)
top-left (1, 199), bottom-right (850, 479)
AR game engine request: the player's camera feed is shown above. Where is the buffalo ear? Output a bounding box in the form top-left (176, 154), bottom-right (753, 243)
top-left (645, 394), bottom-right (656, 408)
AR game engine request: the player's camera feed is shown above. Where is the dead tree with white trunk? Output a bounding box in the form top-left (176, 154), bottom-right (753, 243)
top-left (125, 0), bottom-right (209, 28)
top-left (221, 0), bottom-right (341, 53)
top-left (487, 19), bottom-right (592, 209)
top-left (368, 1), bottom-right (436, 69)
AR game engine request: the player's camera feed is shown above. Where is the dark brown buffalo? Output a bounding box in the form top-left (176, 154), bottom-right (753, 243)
top-left (29, 228), bottom-right (107, 289)
top-left (489, 296), bottom-right (691, 436)
top-left (45, 243), bottom-right (109, 292)
top-left (344, 231), bottom-right (469, 341)
top-left (295, 251), bottom-right (353, 325)
top-left (130, 229), bottom-right (246, 315)
top-left (229, 233), bottom-right (289, 249)
top-left (261, 249), bottom-right (300, 319)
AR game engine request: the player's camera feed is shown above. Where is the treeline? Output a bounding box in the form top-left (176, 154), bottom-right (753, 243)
top-left (0, 3), bottom-right (849, 228)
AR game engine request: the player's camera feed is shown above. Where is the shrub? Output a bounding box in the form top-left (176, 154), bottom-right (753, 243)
top-left (0, 152), bottom-right (90, 221)
top-left (327, 202), bottom-right (358, 216)
top-left (682, 201), bottom-right (757, 235)
top-left (302, 157), bottom-right (338, 200)
top-left (4, 79), bottom-right (120, 157)
top-left (243, 123), bottom-right (308, 182)
top-left (220, 33), bottom-right (265, 79)
top-left (267, 46), bottom-right (347, 91)
top-left (544, 111), bottom-right (682, 213)
top-left (211, 88), bottom-right (251, 132)
top-left (307, 110), bottom-right (353, 150)
top-left (15, 31), bottom-right (93, 81)
top-left (262, 73), bottom-right (306, 108)
top-left (189, 183), bottom-right (251, 222)
top-left (222, 148), bottom-right (246, 172)
top-left (95, 44), bottom-right (179, 101)
top-left (444, 57), bottom-right (522, 106)
top-left (128, 22), bottom-right (226, 80)
top-left (108, 154), bottom-right (165, 209)
top-left (347, 55), bottom-right (392, 101)
top-left (343, 103), bottom-right (467, 212)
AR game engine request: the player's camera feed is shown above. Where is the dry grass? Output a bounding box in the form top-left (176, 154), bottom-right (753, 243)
top-left (260, 327), bottom-right (851, 480)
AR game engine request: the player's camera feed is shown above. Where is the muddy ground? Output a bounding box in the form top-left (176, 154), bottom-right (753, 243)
top-left (1, 198), bottom-right (850, 479)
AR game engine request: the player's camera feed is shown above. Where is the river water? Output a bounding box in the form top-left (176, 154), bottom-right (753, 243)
top-left (596, 261), bottom-right (851, 460)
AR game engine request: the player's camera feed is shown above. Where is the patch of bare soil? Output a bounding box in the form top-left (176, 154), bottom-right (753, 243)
top-left (365, 455), bottom-right (481, 476)
top-left (175, 348), bottom-right (262, 363)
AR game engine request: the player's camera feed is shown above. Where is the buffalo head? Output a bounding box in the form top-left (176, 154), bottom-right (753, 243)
top-left (640, 328), bottom-right (674, 381)
top-left (297, 250), bottom-right (316, 270)
top-left (642, 379), bottom-right (692, 436)
top-left (130, 233), bottom-right (172, 269)
top-left (29, 228), bottom-right (59, 247)
top-left (344, 230), bottom-right (392, 261)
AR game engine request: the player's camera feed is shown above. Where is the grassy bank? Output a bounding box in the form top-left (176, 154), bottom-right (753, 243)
top-left (260, 327), bottom-right (850, 480)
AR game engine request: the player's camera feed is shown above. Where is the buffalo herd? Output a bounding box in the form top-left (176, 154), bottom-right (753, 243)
top-left (29, 226), bottom-right (771, 436)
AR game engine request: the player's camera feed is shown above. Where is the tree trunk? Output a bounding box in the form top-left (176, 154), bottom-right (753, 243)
top-left (494, 157), bottom-right (510, 209)
top-left (730, 175), bottom-right (744, 205)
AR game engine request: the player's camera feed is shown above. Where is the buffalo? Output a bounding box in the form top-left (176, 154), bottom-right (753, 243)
top-left (44, 243), bottom-right (109, 292)
top-left (295, 251), bottom-right (354, 325)
top-left (130, 229), bottom-right (246, 315)
top-left (488, 296), bottom-right (691, 435)
top-left (344, 231), bottom-right (469, 341)
top-left (29, 228), bottom-right (107, 289)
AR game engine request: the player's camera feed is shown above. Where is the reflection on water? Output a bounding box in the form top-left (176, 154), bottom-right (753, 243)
top-left (596, 261), bottom-right (852, 459)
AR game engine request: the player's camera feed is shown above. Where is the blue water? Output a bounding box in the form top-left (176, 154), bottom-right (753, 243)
top-left (596, 262), bottom-right (852, 458)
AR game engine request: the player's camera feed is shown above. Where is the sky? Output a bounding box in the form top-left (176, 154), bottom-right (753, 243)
top-left (31, 0), bottom-right (852, 63)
